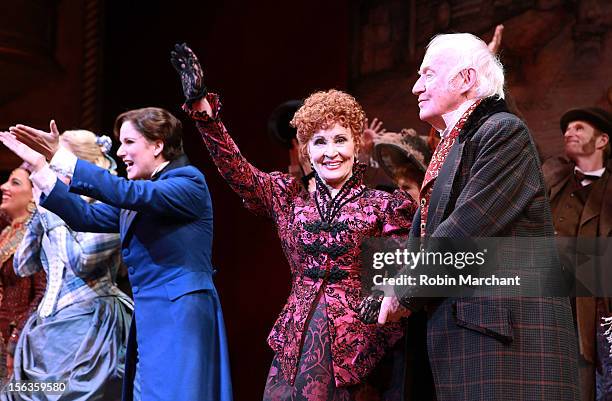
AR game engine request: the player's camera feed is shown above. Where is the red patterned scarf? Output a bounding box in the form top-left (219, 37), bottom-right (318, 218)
top-left (419, 99), bottom-right (482, 237)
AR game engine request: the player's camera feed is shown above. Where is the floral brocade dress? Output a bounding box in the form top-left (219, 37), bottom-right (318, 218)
top-left (186, 94), bottom-right (415, 400)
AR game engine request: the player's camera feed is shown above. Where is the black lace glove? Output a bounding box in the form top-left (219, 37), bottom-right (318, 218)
top-left (170, 43), bottom-right (208, 104)
top-left (357, 289), bottom-right (385, 324)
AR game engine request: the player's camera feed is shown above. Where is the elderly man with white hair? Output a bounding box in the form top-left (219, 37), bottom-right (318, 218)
top-left (378, 33), bottom-right (579, 401)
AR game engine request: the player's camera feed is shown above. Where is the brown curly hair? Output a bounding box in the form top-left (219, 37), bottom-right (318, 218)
top-left (290, 89), bottom-right (366, 159)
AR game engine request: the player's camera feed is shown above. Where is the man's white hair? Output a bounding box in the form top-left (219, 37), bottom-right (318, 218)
top-left (424, 33), bottom-right (505, 99)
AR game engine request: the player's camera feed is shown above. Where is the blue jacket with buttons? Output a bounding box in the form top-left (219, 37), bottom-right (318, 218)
top-left (40, 155), bottom-right (232, 401)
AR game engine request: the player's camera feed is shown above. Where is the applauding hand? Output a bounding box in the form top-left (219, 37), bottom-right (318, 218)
top-left (9, 120), bottom-right (60, 161)
top-left (0, 131), bottom-right (47, 172)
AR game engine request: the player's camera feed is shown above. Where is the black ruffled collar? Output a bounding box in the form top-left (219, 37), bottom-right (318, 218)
top-left (312, 161), bottom-right (367, 224)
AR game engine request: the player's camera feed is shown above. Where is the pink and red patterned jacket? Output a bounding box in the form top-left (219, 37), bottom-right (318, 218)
top-left (186, 93), bottom-right (415, 387)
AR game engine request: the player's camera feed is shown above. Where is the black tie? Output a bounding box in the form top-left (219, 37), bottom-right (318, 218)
top-left (574, 170), bottom-right (600, 184)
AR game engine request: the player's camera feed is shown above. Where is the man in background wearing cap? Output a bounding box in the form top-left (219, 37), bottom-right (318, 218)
top-left (542, 107), bottom-right (612, 401)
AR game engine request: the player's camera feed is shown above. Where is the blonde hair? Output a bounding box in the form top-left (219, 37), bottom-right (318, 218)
top-left (60, 130), bottom-right (112, 170)
top-left (291, 89), bottom-right (366, 159)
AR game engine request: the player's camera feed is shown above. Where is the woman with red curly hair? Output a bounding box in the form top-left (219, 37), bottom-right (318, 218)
top-left (172, 44), bottom-right (415, 400)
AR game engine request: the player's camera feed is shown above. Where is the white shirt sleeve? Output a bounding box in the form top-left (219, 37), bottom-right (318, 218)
top-left (29, 147), bottom-right (78, 196)
top-left (30, 164), bottom-right (58, 197)
top-left (49, 146), bottom-right (78, 179)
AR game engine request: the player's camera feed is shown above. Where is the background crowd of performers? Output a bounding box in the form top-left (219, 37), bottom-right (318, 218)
top-left (0, 26), bottom-right (609, 401)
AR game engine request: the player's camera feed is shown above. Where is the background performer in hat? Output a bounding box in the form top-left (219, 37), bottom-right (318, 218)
top-left (542, 107), bottom-right (612, 401)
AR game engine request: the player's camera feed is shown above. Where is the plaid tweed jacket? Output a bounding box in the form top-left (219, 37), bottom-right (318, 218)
top-left (402, 98), bottom-right (579, 401)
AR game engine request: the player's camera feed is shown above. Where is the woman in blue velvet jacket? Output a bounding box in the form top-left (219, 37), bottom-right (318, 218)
top-left (0, 110), bottom-right (232, 401)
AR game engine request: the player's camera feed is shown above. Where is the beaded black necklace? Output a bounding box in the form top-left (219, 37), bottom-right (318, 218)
top-left (312, 162), bottom-right (367, 226)
top-left (299, 163), bottom-right (367, 280)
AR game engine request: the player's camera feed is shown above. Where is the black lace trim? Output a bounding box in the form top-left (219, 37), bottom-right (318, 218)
top-left (302, 220), bottom-right (349, 236)
top-left (301, 240), bottom-right (349, 260)
top-left (183, 93), bottom-right (223, 122)
top-left (314, 162), bottom-right (367, 224)
top-left (303, 266), bottom-right (349, 284)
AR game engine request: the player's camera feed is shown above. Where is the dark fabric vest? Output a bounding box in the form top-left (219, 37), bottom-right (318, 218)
top-left (550, 174), bottom-right (598, 236)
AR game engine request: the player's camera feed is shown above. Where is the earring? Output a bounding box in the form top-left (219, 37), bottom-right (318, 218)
top-left (26, 200), bottom-right (36, 214)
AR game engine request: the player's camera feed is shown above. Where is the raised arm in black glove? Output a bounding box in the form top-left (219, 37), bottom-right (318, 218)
top-left (170, 43), bottom-right (207, 104)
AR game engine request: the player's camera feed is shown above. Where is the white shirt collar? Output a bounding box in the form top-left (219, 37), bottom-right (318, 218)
top-left (438, 99), bottom-right (478, 139)
top-left (151, 161), bottom-right (170, 178)
top-left (574, 166), bottom-right (605, 177)
top-left (574, 166), bottom-right (605, 186)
